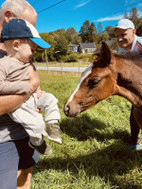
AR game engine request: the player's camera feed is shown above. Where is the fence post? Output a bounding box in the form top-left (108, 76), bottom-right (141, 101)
top-left (78, 60), bottom-right (81, 77)
top-left (45, 49), bottom-right (48, 71)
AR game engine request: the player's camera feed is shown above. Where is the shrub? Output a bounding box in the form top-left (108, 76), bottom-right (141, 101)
top-left (64, 54), bottom-right (79, 62)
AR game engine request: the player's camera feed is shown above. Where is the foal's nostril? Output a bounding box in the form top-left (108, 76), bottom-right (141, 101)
top-left (64, 104), bottom-right (70, 116)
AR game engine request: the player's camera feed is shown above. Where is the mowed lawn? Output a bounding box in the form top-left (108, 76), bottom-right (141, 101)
top-left (32, 70), bottom-right (142, 189)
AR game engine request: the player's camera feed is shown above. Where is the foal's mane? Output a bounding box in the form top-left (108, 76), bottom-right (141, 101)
top-left (113, 51), bottom-right (142, 61)
top-left (94, 48), bottom-right (142, 68)
top-left (113, 51), bottom-right (142, 68)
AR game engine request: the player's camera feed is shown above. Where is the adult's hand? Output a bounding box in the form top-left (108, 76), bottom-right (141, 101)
top-left (29, 65), bottom-right (40, 94)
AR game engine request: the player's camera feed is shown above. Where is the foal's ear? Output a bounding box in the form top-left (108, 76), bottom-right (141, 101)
top-left (100, 41), bottom-right (111, 64)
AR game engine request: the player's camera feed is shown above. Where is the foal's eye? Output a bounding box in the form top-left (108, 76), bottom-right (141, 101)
top-left (88, 79), bottom-right (100, 89)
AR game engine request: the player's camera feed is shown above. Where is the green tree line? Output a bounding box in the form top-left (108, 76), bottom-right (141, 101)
top-left (33, 7), bottom-right (142, 62)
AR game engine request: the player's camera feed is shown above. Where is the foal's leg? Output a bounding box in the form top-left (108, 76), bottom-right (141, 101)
top-left (133, 108), bottom-right (142, 129)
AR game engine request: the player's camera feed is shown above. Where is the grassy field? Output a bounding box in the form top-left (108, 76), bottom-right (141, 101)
top-left (32, 71), bottom-right (142, 189)
top-left (33, 61), bottom-right (90, 68)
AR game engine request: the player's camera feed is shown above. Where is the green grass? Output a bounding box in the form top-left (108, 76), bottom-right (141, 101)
top-left (33, 61), bottom-right (90, 68)
top-left (32, 71), bottom-right (142, 189)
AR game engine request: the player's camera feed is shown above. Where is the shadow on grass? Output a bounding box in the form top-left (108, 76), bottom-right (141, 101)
top-left (33, 114), bottom-right (141, 188)
top-left (33, 141), bottom-right (142, 188)
top-left (60, 114), bottom-right (130, 142)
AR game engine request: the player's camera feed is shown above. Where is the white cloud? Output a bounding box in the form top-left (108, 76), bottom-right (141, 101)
top-left (94, 14), bottom-right (123, 22)
top-left (94, 1), bottom-right (142, 23)
top-left (137, 3), bottom-right (142, 8)
top-left (75, 1), bottom-right (89, 9)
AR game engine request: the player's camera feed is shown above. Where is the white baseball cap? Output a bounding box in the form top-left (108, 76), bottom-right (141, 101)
top-left (111, 19), bottom-right (135, 33)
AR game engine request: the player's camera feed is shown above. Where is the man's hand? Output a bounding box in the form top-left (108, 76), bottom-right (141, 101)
top-left (29, 66), bottom-right (40, 94)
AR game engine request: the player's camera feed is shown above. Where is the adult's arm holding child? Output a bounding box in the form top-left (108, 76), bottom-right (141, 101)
top-left (0, 65), bottom-right (39, 115)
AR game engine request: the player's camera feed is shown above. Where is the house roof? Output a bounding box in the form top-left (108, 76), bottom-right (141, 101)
top-left (79, 43), bottom-right (96, 49)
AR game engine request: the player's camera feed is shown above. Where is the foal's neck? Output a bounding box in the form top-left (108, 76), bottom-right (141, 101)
top-left (115, 58), bottom-right (142, 109)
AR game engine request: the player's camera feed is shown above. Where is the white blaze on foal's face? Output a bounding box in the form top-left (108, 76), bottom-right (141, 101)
top-left (65, 63), bottom-right (93, 105)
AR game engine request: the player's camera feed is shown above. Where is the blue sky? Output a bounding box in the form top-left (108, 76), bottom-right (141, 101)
top-left (1, 0), bottom-right (142, 33)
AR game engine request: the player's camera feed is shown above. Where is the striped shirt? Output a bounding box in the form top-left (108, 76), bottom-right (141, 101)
top-left (131, 35), bottom-right (142, 52)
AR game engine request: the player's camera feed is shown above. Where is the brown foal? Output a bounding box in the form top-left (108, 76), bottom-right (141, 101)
top-left (64, 42), bottom-right (142, 129)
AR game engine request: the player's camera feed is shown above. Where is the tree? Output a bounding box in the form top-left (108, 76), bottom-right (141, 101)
top-left (105, 26), bottom-right (114, 39)
top-left (95, 33), bottom-right (102, 47)
top-left (123, 12), bottom-right (129, 19)
top-left (97, 22), bottom-right (103, 35)
top-left (102, 31), bottom-right (109, 41)
top-left (88, 22), bottom-right (97, 42)
top-left (79, 20), bottom-right (97, 43)
top-left (129, 7), bottom-right (139, 29)
top-left (33, 33), bottom-right (55, 62)
top-left (54, 33), bottom-right (68, 61)
top-left (65, 27), bottom-right (81, 44)
top-left (136, 17), bottom-right (142, 36)
top-left (39, 33), bottom-right (55, 61)
top-left (79, 20), bottom-right (90, 42)
top-left (122, 7), bottom-right (142, 31)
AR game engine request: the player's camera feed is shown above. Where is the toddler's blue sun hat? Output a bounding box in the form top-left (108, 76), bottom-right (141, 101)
top-left (1, 19), bottom-right (51, 49)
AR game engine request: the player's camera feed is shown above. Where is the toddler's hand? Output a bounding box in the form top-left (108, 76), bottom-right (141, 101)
top-left (29, 66), bottom-right (40, 94)
top-left (36, 89), bottom-right (45, 99)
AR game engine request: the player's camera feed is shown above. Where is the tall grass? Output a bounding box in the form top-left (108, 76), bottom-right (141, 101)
top-left (32, 71), bottom-right (142, 189)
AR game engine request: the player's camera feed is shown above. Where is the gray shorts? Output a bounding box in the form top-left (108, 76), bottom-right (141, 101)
top-left (0, 137), bottom-right (38, 189)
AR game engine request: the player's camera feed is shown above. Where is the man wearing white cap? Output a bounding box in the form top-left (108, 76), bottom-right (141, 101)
top-left (112, 18), bottom-right (142, 151)
top-left (112, 18), bottom-right (142, 52)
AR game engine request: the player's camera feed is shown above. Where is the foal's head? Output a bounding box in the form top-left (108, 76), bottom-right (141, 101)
top-left (64, 42), bottom-right (118, 117)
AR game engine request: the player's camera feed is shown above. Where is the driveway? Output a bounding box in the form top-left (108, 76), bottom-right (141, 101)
top-left (36, 66), bottom-right (86, 72)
